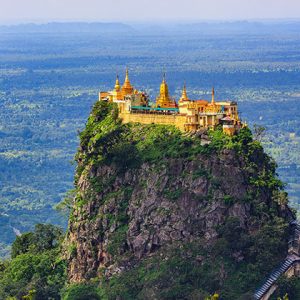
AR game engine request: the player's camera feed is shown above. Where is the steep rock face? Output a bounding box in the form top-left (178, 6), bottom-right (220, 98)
top-left (65, 101), bottom-right (292, 298)
top-left (68, 151), bottom-right (252, 282)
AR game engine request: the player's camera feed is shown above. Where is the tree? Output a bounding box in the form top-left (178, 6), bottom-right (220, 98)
top-left (11, 224), bottom-right (63, 258)
top-left (0, 224), bottom-right (66, 300)
top-left (11, 232), bottom-right (34, 259)
top-left (22, 289), bottom-right (36, 300)
top-left (33, 224), bottom-right (63, 253)
top-left (56, 189), bottom-right (76, 217)
top-left (272, 190), bottom-right (288, 207)
top-left (62, 284), bottom-right (101, 300)
top-left (253, 124), bottom-right (266, 142)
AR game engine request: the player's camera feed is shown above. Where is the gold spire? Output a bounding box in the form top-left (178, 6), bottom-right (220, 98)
top-left (162, 71), bottom-right (166, 83)
top-left (159, 73), bottom-right (169, 100)
top-left (114, 74), bottom-right (120, 92)
top-left (121, 67), bottom-right (133, 95)
top-left (180, 82), bottom-right (188, 101)
top-left (211, 87), bottom-right (215, 104)
top-left (125, 67), bottom-right (129, 82)
top-left (156, 73), bottom-right (175, 108)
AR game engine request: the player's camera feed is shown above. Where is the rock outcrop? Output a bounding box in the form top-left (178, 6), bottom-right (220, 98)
top-left (65, 101), bottom-right (292, 298)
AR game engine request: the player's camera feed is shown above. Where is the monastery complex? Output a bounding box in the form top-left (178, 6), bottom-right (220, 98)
top-left (99, 69), bottom-right (245, 135)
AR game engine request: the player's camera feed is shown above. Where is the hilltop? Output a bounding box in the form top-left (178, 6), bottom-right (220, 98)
top-left (63, 100), bottom-right (293, 299)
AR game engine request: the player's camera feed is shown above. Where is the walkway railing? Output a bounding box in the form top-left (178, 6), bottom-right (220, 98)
top-left (254, 255), bottom-right (300, 299)
top-left (254, 220), bottom-right (300, 299)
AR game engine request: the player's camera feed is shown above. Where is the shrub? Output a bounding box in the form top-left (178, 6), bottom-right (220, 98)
top-left (62, 283), bottom-right (101, 300)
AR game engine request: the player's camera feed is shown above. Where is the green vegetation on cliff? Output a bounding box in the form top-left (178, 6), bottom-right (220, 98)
top-left (64, 100), bottom-right (293, 299)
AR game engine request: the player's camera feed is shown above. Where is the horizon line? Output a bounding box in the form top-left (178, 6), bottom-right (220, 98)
top-left (1, 17), bottom-right (300, 26)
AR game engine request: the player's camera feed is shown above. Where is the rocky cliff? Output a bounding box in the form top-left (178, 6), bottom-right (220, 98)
top-left (65, 101), bottom-right (293, 299)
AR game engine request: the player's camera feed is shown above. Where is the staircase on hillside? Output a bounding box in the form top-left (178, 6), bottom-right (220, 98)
top-left (254, 256), bottom-right (299, 299)
top-left (254, 220), bottom-right (300, 300)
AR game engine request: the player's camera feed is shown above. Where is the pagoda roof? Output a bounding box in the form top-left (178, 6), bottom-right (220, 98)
top-left (194, 100), bottom-right (209, 104)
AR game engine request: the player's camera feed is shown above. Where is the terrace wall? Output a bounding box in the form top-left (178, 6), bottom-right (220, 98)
top-left (119, 112), bottom-right (187, 131)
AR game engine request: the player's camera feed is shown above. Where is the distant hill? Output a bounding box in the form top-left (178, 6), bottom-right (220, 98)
top-left (131, 20), bottom-right (300, 35)
top-left (0, 22), bottom-right (134, 34)
top-left (2, 20), bottom-right (300, 35)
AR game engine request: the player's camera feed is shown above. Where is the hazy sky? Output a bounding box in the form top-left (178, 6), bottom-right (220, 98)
top-left (1, 0), bottom-right (300, 24)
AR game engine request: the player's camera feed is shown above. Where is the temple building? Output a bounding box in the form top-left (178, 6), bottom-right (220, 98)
top-left (99, 69), bottom-right (244, 135)
top-left (99, 68), bottom-right (148, 109)
top-left (156, 73), bottom-right (177, 108)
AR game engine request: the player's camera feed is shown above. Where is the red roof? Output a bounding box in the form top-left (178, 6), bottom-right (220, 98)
top-left (194, 100), bottom-right (209, 104)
